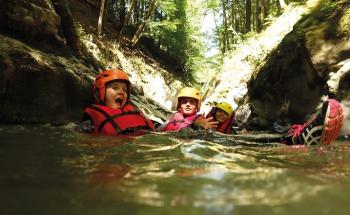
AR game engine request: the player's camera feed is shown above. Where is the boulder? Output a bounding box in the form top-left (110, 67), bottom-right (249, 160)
top-left (0, 34), bottom-right (93, 124)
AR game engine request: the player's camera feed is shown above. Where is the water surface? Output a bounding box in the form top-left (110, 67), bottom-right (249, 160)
top-left (1, 124), bottom-right (350, 215)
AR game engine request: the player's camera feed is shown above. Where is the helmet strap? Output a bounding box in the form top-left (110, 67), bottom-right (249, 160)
top-left (94, 89), bottom-right (102, 104)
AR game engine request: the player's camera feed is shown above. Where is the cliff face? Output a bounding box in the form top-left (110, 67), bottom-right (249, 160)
top-left (0, 0), bottom-right (181, 124)
top-left (0, 33), bottom-right (92, 123)
top-left (1, 0), bottom-right (61, 40)
top-left (205, 0), bottom-right (350, 135)
top-left (246, 0), bottom-right (350, 134)
top-left (0, 0), bottom-right (93, 123)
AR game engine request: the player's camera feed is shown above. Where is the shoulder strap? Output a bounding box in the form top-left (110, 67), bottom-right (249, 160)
top-left (88, 105), bottom-right (122, 133)
top-left (123, 104), bottom-right (154, 130)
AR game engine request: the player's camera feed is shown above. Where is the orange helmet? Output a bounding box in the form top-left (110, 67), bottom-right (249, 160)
top-left (176, 87), bottom-right (202, 110)
top-left (93, 69), bottom-right (130, 104)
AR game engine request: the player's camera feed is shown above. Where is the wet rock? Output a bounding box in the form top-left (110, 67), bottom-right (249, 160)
top-left (247, 31), bottom-right (325, 124)
top-left (204, 2), bottom-right (350, 136)
top-left (0, 0), bottom-right (181, 124)
top-left (0, 34), bottom-right (93, 123)
top-left (303, 2), bottom-right (350, 135)
top-left (6, 0), bottom-right (61, 40)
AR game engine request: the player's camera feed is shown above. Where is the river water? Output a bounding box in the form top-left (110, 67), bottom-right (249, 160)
top-left (1, 124), bottom-right (350, 215)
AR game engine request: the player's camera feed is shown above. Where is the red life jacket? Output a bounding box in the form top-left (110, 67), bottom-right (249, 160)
top-left (84, 104), bottom-right (154, 135)
top-left (206, 108), bottom-right (236, 134)
top-left (164, 111), bottom-right (200, 131)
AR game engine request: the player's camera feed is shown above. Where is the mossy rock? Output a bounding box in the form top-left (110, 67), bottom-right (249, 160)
top-left (338, 7), bottom-right (350, 37)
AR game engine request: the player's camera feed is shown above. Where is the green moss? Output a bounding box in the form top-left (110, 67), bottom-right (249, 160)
top-left (297, 0), bottom-right (350, 40)
top-left (299, 0), bottom-right (342, 30)
top-left (337, 7), bottom-right (350, 37)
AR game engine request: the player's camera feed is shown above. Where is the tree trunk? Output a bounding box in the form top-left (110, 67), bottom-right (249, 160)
top-left (117, 0), bottom-right (126, 30)
top-left (240, 1), bottom-right (245, 33)
top-left (264, 0), bottom-right (271, 18)
top-left (118, 0), bottom-right (137, 39)
top-left (256, 0), bottom-right (262, 32)
top-left (106, 0), bottom-right (115, 21)
top-left (103, 0), bottom-right (111, 24)
top-left (262, 0), bottom-right (268, 20)
top-left (234, 0), bottom-right (239, 32)
top-left (231, 0), bottom-right (235, 31)
top-left (52, 0), bottom-right (82, 57)
top-left (230, 0), bottom-right (236, 43)
top-left (245, 0), bottom-right (251, 33)
top-left (97, 0), bottom-right (106, 36)
top-left (133, 0), bottom-right (140, 26)
top-left (222, 0), bottom-right (229, 52)
top-left (131, 0), bottom-right (158, 46)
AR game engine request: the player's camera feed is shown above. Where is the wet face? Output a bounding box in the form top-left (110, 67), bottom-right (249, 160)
top-left (105, 81), bottom-right (128, 109)
top-left (179, 97), bottom-right (198, 116)
top-left (215, 108), bottom-right (229, 123)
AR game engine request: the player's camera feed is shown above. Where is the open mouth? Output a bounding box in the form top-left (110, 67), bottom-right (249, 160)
top-left (115, 98), bottom-right (124, 106)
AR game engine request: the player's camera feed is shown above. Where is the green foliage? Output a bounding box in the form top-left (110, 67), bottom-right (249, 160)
top-left (205, 0), bottom-right (220, 11)
top-left (287, 0), bottom-right (308, 5)
top-left (299, 0), bottom-right (338, 27)
top-left (147, 0), bottom-right (187, 56)
top-left (297, 0), bottom-right (349, 40)
top-left (142, 0), bottom-right (206, 82)
top-left (158, 0), bottom-right (177, 15)
top-left (106, 0), bottom-right (332, 84)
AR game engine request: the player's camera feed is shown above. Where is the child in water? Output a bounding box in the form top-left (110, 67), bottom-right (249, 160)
top-left (81, 69), bottom-right (154, 135)
top-left (158, 87), bottom-right (218, 131)
top-left (191, 96), bottom-right (343, 146)
top-left (206, 102), bottom-right (237, 134)
top-left (281, 98), bottom-right (344, 146)
top-left (237, 98), bottom-right (344, 146)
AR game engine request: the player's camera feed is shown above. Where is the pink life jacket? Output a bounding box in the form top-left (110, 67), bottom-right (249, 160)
top-left (164, 111), bottom-right (201, 131)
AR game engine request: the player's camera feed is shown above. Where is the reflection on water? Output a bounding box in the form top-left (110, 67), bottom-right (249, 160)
top-left (1, 124), bottom-right (350, 215)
